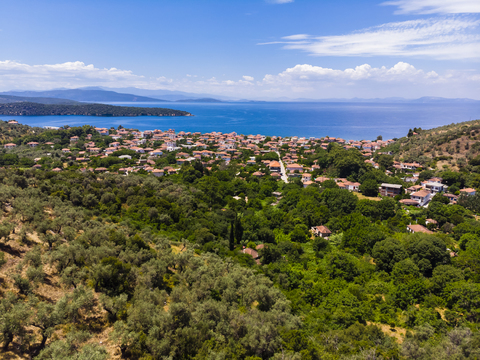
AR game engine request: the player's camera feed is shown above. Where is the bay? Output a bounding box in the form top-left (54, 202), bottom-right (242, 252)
top-left (1, 101), bottom-right (479, 140)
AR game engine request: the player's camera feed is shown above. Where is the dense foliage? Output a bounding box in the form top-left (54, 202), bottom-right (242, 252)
top-left (0, 102), bottom-right (191, 117)
top-left (0, 122), bottom-right (479, 359)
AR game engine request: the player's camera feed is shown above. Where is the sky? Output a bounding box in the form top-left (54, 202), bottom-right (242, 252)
top-left (1, 0), bottom-right (480, 99)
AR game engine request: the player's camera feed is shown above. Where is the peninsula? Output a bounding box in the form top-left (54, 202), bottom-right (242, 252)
top-left (0, 102), bottom-right (192, 117)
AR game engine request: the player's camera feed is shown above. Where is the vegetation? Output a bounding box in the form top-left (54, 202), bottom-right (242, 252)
top-left (383, 120), bottom-right (480, 171)
top-left (0, 102), bottom-right (192, 117)
top-left (0, 122), bottom-right (479, 359)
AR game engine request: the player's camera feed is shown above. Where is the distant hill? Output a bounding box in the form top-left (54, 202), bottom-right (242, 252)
top-left (0, 89), bottom-right (170, 103)
top-left (176, 98), bottom-right (223, 103)
top-left (0, 94), bottom-right (80, 105)
top-left (0, 102), bottom-right (192, 117)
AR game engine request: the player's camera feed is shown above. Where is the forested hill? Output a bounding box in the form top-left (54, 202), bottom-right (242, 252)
top-left (0, 102), bottom-right (192, 117)
top-left (382, 119), bottom-right (480, 170)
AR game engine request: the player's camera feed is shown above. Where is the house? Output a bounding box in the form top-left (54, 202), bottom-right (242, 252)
top-left (4, 143), bottom-right (16, 149)
top-left (410, 190), bottom-right (432, 207)
top-left (424, 182), bottom-right (447, 193)
top-left (149, 149), bottom-right (163, 157)
top-left (130, 147), bottom-right (145, 153)
top-left (380, 183), bottom-right (403, 197)
top-left (400, 199), bottom-right (421, 207)
top-left (460, 188), bottom-right (476, 196)
top-left (344, 181), bottom-right (360, 192)
top-left (27, 142), bottom-right (39, 148)
top-left (443, 193), bottom-right (458, 204)
top-left (303, 180), bottom-right (314, 188)
top-left (242, 247), bottom-right (260, 264)
top-left (70, 136), bottom-right (79, 143)
top-left (426, 219), bottom-right (438, 227)
top-left (286, 163), bottom-right (303, 172)
top-left (315, 176), bottom-right (330, 184)
top-left (152, 169), bottom-right (164, 177)
top-left (311, 225), bottom-right (332, 238)
top-left (269, 161), bottom-right (281, 172)
top-left (406, 185), bottom-right (423, 194)
top-left (407, 224), bottom-right (433, 234)
top-left (7, 120), bottom-right (18, 125)
top-left (302, 173), bottom-right (312, 182)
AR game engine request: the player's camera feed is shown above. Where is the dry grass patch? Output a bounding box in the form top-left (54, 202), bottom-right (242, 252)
top-left (367, 321), bottom-right (407, 343)
top-left (354, 193), bottom-right (382, 201)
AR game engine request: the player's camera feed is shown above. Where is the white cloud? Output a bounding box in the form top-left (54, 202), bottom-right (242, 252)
top-left (262, 62), bottom-right (437, 84)
top-left (0, 60), bottom-right (166, 90)
top-left (262, 17), bottom-right (480, 59)
top-left (382, 0), bottom-right (480, 14)
top-left (259, 62), bottom-right (480, 98)
top-left (266, 0), bottom-right (294, 3)
top-left (0, 59), bottom-right (479, 99)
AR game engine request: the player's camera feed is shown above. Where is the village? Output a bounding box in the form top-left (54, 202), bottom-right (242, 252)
top-left (3, 120), bottom-right (477, 241)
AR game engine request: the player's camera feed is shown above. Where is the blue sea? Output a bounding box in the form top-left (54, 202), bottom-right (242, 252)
top-left (2, 102), bottom-right (480, 140)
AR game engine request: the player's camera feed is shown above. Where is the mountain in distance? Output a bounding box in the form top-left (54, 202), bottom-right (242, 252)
top-left (255, 96), bottom-right (480, 103)
top-left (176, 98), bottom-right (223, 103)
top-left (0, 89), bottom-right (171, 103)
top-left (85, 87), bottom-right (238, 101)
top-left (2, 87), bottom-right (479, 105)
top-left (0, 94), bottom-right (81, 105)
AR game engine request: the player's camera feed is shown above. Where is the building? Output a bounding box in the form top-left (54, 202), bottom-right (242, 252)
top-left (400, 199), bottom-right (421, 207)
top-left (380, 183), bottom-right (403, 197)
top-left (269, 161), bottom-right (281, 172)
top-left (407, 224), bottom-right (433, 234)
top-left (4, 143), bottom-right (16, 149)
top-left (410, 190), bottom-right (432, 207)
top-left (311, 225), bottom-right (332, 238)
top-left (460, 188), bottom-right (476, 196)
top-left (424, 182), bottom-right (447, 193)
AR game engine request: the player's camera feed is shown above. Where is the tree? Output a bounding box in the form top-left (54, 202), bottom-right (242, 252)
top-left (325, 252), bottom-right (359, 281)
top-left (377, 155), bottom-right (393, 170)
top-left (0, 293), bottom-right (31, 351)
top-left (408, 235), bottom-right (450, 277)
top-left (342, 224), bottom-right (385, 254)
top-left (289, 224), bottom-right (309, 243)
top-left (392, 258), bottom-right (420, 283)
top-left (372, 238), bottom-right (408, 273)
top-left (431, 265), bottom-right (464, 295)
top-left (360, 179), bottom-right (379, 197)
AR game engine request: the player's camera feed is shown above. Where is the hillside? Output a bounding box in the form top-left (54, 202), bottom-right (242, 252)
top-left (0, 120), bottom-right (46, 142)
top-left (0, 102), bottom-right (192, 117)
top-left (0, 123), bottom-right (479, 359)
top-left (382, 119), bottom-right (480, 170)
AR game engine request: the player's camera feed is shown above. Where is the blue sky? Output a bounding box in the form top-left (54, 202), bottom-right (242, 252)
top-left (1, 0), bottom-right (480, 99)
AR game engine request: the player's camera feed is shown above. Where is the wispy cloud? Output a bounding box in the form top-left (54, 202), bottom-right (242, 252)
top-left (382, 0), bottom-right (480, 14)
top-left (266, 0), bottom-right (294, 4)
top-left (261, 17), bottom-right (480, 59)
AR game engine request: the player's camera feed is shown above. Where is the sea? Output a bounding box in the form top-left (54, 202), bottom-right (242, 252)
top-left (2, 101), bottom-right (480, 140)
